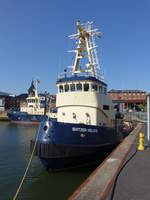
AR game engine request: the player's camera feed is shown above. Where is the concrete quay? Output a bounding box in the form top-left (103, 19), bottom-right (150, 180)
top-left (69, 123), bottom-right (144, 200)
top-left (106, 124), bottom-right (148, 200)
top-left (0, 111), bottom-right (10, 121)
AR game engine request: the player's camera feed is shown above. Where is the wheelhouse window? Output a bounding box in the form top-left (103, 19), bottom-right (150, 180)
top-left (59, 85), bottom-right (63, 93)
top-left (99, 86), bottom-right (103, 93)
top-left (104, 87), bottom-right (107, 95)
top-left (92, 84), bottom-right (98, 91)
top-left (77, 83), bottom-right (82, 91)
top-left (84, 83), bottom-right (89, 91)
top-left (65, 84), bottom-right (69, 92)
top-left (70, 84), bottom-right (75, 92)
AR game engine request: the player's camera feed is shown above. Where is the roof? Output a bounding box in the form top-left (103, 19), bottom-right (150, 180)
top-left (16, 93), bottom-right (28, 99)
top-left (108, 89), bottom-right (147, 93)
top-left (56, 76), bottom-right (107, 86)
top-left (0, 91), bottom-right (11, 97)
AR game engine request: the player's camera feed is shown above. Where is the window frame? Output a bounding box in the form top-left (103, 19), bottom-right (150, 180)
top-left (84, 83), bottom-right (90, 92)
top-left (70, 83), bottom-right (76, 92)
top-left (76, 83), bottom-right (82, 91)
top-left (59, 85), bottom-right (64, 93)
top-left (64, 84), bottom-right (69, 92)
top-left (91, 84), bottom-right (98, 92)
top-left (99, 85), bottom-right (103, 94)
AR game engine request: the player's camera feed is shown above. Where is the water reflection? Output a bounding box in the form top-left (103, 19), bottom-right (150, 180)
top-left (0, 122), bottom-right (111, 200)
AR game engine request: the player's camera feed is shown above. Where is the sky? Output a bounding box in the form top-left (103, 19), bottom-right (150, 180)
top-left (0, 0), bottom-right (150, 94)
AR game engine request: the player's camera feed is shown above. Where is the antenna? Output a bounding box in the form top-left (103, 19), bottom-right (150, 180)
top-left (68, 20), bottom-right (102, 79)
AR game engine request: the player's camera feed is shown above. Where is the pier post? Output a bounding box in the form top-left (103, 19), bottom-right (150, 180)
top-left (147, 94), bottom-right (150, 143)
top-left (138, 132), bottom-right (145, 151)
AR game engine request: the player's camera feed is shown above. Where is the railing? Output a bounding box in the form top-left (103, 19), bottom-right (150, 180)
top-left (57, 69), bottom-right (103, 81)
top-left (124, 111), bottom-right (147, 122)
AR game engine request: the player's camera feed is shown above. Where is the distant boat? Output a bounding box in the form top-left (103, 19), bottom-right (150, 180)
top-left (7, 80), bottom-right (56, 124)
top-left (31, 20), bottom-right (124, 171)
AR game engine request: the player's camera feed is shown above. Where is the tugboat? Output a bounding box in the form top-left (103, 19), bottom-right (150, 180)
top-left (31, 20), bottom-right (123, 171)
top-left (7, 80), bottom-right (54, 124)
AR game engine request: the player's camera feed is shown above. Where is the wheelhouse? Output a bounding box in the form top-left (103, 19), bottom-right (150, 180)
top-left (57, 76), bottom-right (107, 95)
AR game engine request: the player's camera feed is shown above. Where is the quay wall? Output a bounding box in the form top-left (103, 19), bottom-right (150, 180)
top-left (0, 111), bottom-right (10, 121)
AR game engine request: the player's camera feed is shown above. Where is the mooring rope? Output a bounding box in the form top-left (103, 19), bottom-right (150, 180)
top-left (109, 148), bottom-right (138, 200)
top-left (13, 126), bottom-right (40, 200)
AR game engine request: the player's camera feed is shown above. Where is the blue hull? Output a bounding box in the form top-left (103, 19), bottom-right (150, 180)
top-left (7, 111), bottom-right (43, 124)
top-left (39, 145), bottom-right (116, 171)
top-left (31, 117), bottom-right (123, 171)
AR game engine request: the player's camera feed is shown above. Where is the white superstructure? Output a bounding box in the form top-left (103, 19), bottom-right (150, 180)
top-left (20, 80), bottom-right (45, 115)
top-left (56, 21), bottom-right (116, 127)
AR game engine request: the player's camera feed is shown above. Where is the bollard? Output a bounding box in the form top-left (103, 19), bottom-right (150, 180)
top-left (138, 132), bottom-right (145, 151)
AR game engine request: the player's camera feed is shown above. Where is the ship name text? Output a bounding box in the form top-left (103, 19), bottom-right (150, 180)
top-left (72, 127), bottom-right (98, 133)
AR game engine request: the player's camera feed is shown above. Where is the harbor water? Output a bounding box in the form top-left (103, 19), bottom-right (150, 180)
top-left (0, 121), bottom-right (111, 200)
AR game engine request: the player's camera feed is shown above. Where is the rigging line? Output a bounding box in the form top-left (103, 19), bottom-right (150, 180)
top-left (13, 125), bottom-right (41, 200)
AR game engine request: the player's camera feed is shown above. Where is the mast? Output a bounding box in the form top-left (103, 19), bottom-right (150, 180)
top-left (69, 20), bottom-right (101, 79)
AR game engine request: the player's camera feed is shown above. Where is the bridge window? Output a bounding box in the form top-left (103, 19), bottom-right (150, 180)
top-left (104, 88), bottom-right (107, 95)
top-left (92, 84), bottom-right (98, 91)
top-left (70, 84), bottom-right (75, 92)
top-left (59, 85), bottom-right (63, 93)
top-left (77, 83), bottom-right (82, 91)
top-left (99, 86), bottom-right (103, 93)
top-left (84, 83), bottom-right (89, 91)
top-left (65, 84), bottom-right (69, 92)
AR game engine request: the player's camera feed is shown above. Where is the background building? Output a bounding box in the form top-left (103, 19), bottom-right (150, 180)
top-left (0, 92), bottom-right (15, 111)
top-left (108, 89), bottom-right (147, 111)
top-left (13, 93), bottom-right (56, 112)
top-left (0, 92), bottom-right (6, 111)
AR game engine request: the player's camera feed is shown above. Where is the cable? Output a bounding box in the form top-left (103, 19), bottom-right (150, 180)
top-left (110, 148), bottom-right (138, 200)
top-left (13, 129), bottom-right (40, 200)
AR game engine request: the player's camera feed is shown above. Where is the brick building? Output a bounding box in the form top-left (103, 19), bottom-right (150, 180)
top-left (108, 89), bottom-right (147, 111)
